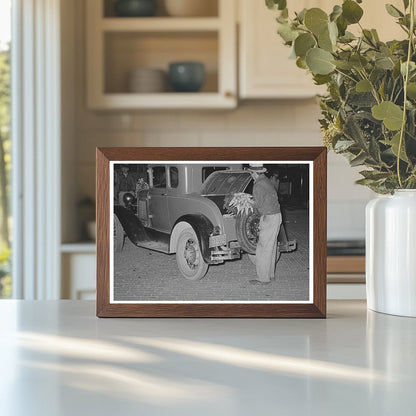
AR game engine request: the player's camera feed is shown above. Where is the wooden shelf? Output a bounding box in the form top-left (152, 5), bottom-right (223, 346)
top-left (101, 17), bottom-right (221, 32)
top-left (61, 242), bottom-right (96, 253)
top-left (86, 0), bottom-right (237, 109)
top-left (89, 92), bottom-right (235, 110)
top-left (327, 256), bottom-right (365, 274)
top-left (327, 256), bottom-right (365, 284)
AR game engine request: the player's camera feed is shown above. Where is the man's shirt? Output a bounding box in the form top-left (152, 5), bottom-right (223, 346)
top-left (253, 175), bottom-right (281, 215)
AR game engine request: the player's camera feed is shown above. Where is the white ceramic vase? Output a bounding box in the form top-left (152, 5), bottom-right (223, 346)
top-left (366, 190), bottom-right (416, 317)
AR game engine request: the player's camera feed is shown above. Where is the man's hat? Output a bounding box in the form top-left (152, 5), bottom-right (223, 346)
top-left (247, 163), bottom-right (267, 173)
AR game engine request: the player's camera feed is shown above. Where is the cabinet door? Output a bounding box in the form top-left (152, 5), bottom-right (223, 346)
top-left (239, 0), bottom-right (326, 99)
top-left (239, 0), bottom-right (404, 99)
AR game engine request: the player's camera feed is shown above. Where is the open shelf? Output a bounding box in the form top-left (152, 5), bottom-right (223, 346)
top-left (87, 0), bottom-right (236, 109)
top-left (104, 31), bottom-right (218, 94)
top-left (101, 17), bottom-right (221, 31)
top-left (104, 0), bottom-right (219, 18)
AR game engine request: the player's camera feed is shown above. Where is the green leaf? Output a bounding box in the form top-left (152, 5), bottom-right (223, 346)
top-left (372, 101), bottom-right (404, 131)
top-left (313, 74), bottom-right (332, 85)
top-left (342, 0), bottom-right (364, 24)
top-left (294, 33), bottom-right (316, 58)
top-left (371, 29), bottom-right (380, 42)
top-left (350, 151), bottom-right (367, 167)
top-left (339, 31), bottom-right (356, 43)
top-left (407, 82), bottom-right (416, 99)
top-left (318, 27), bottom-right (334, 52)
top-left (306, 48), bottom-right (335, 75)
top-left (360, 170), bottom-right (391, 180)
top-left (330, 5), bottom-right (342, 22)
top-left (378, 77), bottom-right (386, 100)
top-left (382, 132), bottom-right (408, 162)
top-left (369, 136), bottom-right (382, 163)
top-left (333, 60), bottom-right (353, 70)
top-left (375, 55), bottom-right (395, 70)
top-left (328, 21), bottom-right (338, 45)
top-left (343, 114), bottom-right (367, 147)
top-left (266, 0), bottom-right (287, 11)
top-left (304, 8), bottom-right (329, 35)
top-left (401, 61), bottom-right (416, 77)
top-left (363, 29), bottom-right (376, 46)
top-left (336, 15), bottom-right (348, 36)
top-left (403, 0), bottom-right (410, 10)
top-left (350, 54), bottom-right (368, 70)
top-left (356, 79), bottom-right (372, 92)
top-left (296, 57), bottom-right (308, 69)
top-left (385, 4), bottom-right (404, 18)
top-left (296, 8), bottom-right (307, 23)
top-left (334, 139), bottom-right (355, 152)
top-left (277, 23), bottom-right (298, 43)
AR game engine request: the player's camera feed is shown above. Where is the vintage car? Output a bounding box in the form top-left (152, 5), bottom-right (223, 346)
top-left (114, 164), bottom-right (296, 280)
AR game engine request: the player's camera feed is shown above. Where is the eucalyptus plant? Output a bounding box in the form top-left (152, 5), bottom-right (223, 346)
top-left (266, 0), bottom-right (416, 193)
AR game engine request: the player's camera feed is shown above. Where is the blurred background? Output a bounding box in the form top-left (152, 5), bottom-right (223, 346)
top-left (1, 0), bottom-right (404, 300)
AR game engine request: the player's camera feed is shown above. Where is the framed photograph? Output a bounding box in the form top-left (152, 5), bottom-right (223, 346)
top-left (96, 147), bottom-right (327, 318)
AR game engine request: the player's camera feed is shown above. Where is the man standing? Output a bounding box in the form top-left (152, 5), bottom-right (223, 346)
top-left (114, 165), bottom-right (137, 204)
top-left (248, 164), bottom-right (282, 285)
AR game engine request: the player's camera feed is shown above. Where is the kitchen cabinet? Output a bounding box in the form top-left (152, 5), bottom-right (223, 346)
top-left (239, 0), bottom-right (325, 99)
top-left (61, 244), bottom-right (96, 300)
top-left (238, 0), bottom-right (404, 99)
top-left (86, 0), bottom-right (237, 109)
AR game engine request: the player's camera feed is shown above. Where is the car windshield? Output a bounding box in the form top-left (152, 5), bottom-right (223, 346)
top-left (201, 171), bottom-right (252, 195)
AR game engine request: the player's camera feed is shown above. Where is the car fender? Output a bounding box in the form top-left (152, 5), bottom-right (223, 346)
top-left (114, 205), bottom-right (149, 245)
top-left (170, 214), bottom-right (214, 263)
top-left (167, 193), bottom-right (224, 233)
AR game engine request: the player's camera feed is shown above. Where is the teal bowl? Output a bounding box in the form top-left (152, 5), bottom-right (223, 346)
top-left (114, 0), bottom-right (157, 17)
top-left (168, 62), bottom-right (205, 93)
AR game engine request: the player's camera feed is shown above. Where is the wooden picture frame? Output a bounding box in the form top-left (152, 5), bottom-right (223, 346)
top-left (96, 147), bottom-right (327, 318)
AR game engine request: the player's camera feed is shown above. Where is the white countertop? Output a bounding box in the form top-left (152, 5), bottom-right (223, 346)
top-left (0, 300), bottom-right (415, 415)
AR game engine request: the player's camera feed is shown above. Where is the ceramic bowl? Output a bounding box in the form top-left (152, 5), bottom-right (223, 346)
top-left (168, 62), bottom-right (205, 92)
top-left (128, 68), bottom-right (167, 93)
top-left (164, 0), bottom-right (218, 17)
top-left (114, 0), bottom-right (158, 17)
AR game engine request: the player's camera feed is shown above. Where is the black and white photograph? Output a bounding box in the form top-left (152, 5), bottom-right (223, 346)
top-left (110, 161), bottom-right (312, 303)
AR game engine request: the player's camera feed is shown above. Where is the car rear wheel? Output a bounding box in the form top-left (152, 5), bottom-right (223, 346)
top-left (114, 215), bottom-right (124, 252)
top-left (236, 211), bottom-right (261, 254)
top-left (176, 227), bottom-right (209, 280)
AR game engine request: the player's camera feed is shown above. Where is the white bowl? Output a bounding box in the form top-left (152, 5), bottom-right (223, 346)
top-left (128, 68), bottom-right (167, 93)
top-left (164, 0), bottom-right (218, 17)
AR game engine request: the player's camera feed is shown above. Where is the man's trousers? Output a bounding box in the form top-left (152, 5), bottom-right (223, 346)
top-left (255, 213), bottom-right (282, 282)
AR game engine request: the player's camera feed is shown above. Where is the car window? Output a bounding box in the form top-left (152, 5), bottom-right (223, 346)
top-left (201, 171), bottom-right (252, 195)
top-left (151, 166), bottom-right (166, 188)
top-left (170, 167), bottom-right (179, 188)
top-left (202, 166), bottom-right (228, 182)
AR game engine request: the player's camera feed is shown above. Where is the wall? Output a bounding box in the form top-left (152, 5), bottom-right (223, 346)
top-left (61, 0), bottom-right (374, 243)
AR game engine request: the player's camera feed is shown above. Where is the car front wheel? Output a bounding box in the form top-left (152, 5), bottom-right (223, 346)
top-left (176, 227), bottom-right (208, 281)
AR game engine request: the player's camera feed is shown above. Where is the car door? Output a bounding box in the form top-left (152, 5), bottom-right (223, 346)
top-left (148, 165), bottom-right (170, 233)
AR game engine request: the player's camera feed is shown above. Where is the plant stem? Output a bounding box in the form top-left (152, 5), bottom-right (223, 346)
top-left (397, 0), bottom-right (415, 188)
top-left (334, 68), bottom-right (358, 84)
top-left (359, 69), bottom-right (381, 104)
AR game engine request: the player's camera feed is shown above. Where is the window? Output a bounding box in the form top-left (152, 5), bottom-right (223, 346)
top-left (169, 167), bottom-right (178, 188)
top-left (151, 166), bottom-right (166, 188)
top-left (0, 0), bottom-right (11, 298)
top-left (202, 166), bottom-right (227, 182)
